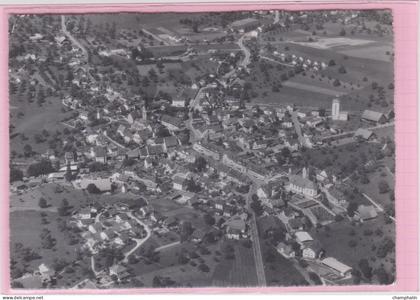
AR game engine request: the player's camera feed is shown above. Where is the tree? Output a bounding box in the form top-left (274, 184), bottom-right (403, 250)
top-left (358, 258), bottom-right (373, 280)
top-left (203, 214), bottom-right (215, 226)
top-left (328, 59), bottom-right (336, 66)
top-left (339, 28), bottom-right (346, 36)
top-left (178, 253), bottom-right (189, 265)
top-left (198, 263), bottom-right (210, 272)
top-left (10, 167), bottom-right (23, 183)
top-left (186, 178), bottom-right (201, 193)
top-left (27, 160), bottom-right (54, 177)
top-left (58, 198), bottom-right (70, 216)
top-left (65, 163), bottom-right (73, 182)
top-left (378, 180), bottom-right (390, 193)
top-left (250, 197), bottom-right (263, 216)
top-left (347, 202), bottom-right (359, 217)
top-left (86, 183), bottom-right (101, 194)
top-left (23, 144), bottom-right (33, 157)
top-left (338, 65), bottom-right (347, 74)
top-left (180, 221), bottom-right (194, 242)
top-left (38, 197), bottom-right (48, 208)
top-left (192, 156), bottom-right (207, 172)
top-left (377, 237), bottom-right (395, 258)
top-left (374, 267), bottom-right (394, 285)
top-left (333, 79), bottom-right (341, 87)
top-left (309, 272), bottom-right (322, 285)
top-left (40, 229), bottom-right (55, 249)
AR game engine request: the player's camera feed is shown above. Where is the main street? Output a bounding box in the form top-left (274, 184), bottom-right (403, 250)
top-left (246, 183), bottom-right (267, 286)
top-left (291, 110), bottom-right (310, 148)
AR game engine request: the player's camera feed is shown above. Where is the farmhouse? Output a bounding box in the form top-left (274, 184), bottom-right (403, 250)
top-left (295, 231), bottom-right (314, 246)
top-left (321, 257), bottom-right (352, 277)
top-left (276, 242), bottom-right (296, 259)
top-left (90, 146), bottom-right (108, 164)
top-left (109, 265), bottom-right (131, 282)
top-left (161, 115), bottom-right (184, 131)
top-left (356, 205), bottom-right (378, 221)
top-left (354, 128), bottom-right (374, 140)
top-left (302, 241), bottom-right (324, 259)
top-left (361, 110), bottom-right (386, 124)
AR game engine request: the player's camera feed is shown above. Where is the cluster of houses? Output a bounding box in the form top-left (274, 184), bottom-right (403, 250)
top-left (69, 204), bottom-right (146, 255)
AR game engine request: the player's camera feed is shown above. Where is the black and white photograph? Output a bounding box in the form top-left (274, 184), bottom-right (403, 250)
top-left (8, 10), bottom-right (396, 289)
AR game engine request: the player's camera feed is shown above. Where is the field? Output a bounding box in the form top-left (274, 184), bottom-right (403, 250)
top-left (301, 141), bottom-right (383, 179)
top-left (255, 216), bottom-right (308, 286)
top-left (282, 79), bottom-right (346, 97)
top-left (356, 165), bottom-right (395, 210)
top-left (291, 37), bottom-right (374, 50)
top-left (258, 238), bottom-right (308, 287)
top-left (131, 240), bottom-right (221, 287)
top-left (82, 13), bottom-right (201, 33)
top-left (310, 218), bottom-right (395, 283)
top-left (10, 94), bottom-right (72, 156)
top-left (338, 44), bottom-right (393, 62)
top-left (10, 210), bottom-right (81, 275)
top-left (266, 41), bottom-right (393, 86)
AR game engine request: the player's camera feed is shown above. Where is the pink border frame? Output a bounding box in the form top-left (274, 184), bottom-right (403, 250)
top-left (0, 1), bottom-right (418, 294)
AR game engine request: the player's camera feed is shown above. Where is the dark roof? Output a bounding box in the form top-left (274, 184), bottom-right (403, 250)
top-left (94, 146), bottom-right (107, 157)
top-left (161, 115), bottom-right (183, 128)
top-left (164, 136), bottom-right (179, 148)
top-left (362, 110), bottom-right (385, 122)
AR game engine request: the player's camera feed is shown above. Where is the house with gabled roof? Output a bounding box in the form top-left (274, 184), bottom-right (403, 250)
top-left (161, 115), bottom-right (184, 131)
top-left (361, 110), bottom-right (386, 124)
top-left (356, 205), bottom-right (378, 222)
top-left (88, 222), bottom-right (103, 234)
top-left (163, 136), bottom-right (179, 152)
top-left (276, 242), bottom-right (296, 258)
top-left (109, 264), bottom-right (131, 282)
top-left (302, 241), bottom-right (324, 259)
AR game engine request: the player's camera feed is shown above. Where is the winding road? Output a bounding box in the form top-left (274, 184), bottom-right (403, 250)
top-left (122, 212), bottom-right (152, 263)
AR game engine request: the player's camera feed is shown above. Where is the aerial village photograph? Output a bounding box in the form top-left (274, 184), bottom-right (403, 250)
top-left (8, 9), bottom-right (396, 289)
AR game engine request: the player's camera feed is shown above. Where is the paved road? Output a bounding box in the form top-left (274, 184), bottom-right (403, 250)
top-left (222, 32), bottom-right (252, 80)
top-left (260, 55), bottom-right (294, 67)
top-left (61, 15), bottom-right (88, 60)
top-left (361, 193), bottom-right (384, 213)
top-left (141, 28), bottom-right (170, 46)
top-left (237, 34), bottom-right (251, 68)
top-left (291, 111), bottom-right (308, 147)
top-left (91, 256), bottom-right (98, 275)
top-left (123, 212), bottom-right (152, 263)
top-left (103, 133), bottom-right (128, 150)
top-left (155, 241), bottom-right (180, 252)
top-left (247, 184), bottom-right (267, 286)
top-left (322, 122), bottom-right (395, 141)
top-left (273, 10), bottom-right (280, 24)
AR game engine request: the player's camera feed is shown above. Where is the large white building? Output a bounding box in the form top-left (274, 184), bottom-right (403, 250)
top-left (286, 174), bottom-right (318, 198)
top-left (332, 99), bottom-right (340, 120)
top-left (331, 98), bottom-right (348, 121)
